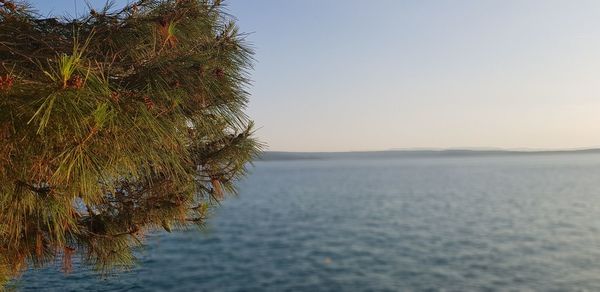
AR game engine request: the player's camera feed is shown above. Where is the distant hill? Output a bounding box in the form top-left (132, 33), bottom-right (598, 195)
top-left (259, 149), bottom-right (600, 161)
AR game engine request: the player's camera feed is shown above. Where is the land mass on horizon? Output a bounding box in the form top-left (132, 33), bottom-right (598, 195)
top-left (260, 148), bottom-right (600, 161)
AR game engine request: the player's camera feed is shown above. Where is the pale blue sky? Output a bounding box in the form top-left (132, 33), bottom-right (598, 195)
top-left (30, 1), bottom-right (600, 151)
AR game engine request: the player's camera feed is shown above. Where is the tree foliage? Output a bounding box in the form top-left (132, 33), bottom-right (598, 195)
top-left (0, 0), bottom-right (261, 286)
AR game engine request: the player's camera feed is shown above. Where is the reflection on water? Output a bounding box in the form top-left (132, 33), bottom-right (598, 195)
top-left (18, 154), bottom-right (600, 291)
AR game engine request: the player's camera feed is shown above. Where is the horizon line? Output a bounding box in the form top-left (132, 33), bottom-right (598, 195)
top-left (263, 147), bottom-right (600, 154)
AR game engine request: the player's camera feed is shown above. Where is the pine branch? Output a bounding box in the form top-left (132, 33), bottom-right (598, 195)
top-left (0, 0), bottom-right (259, 287)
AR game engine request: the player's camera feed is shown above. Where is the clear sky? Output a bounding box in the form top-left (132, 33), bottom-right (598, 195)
top-left (29, 0), bottom-right (600, 152)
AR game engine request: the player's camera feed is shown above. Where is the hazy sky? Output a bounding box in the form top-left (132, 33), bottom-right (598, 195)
top-left (31, 0), bottom-right (600, 152)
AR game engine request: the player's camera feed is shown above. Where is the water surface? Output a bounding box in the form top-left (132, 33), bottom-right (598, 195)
top-left (18, 154), bottom-right (600, 291)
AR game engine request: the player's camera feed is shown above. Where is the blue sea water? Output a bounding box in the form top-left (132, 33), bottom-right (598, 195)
top-left (16, 154), bottom-right (600, 291)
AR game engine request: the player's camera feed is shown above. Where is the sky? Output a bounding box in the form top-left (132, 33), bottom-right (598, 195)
top-left (29, 0), bottom-right (600, 152)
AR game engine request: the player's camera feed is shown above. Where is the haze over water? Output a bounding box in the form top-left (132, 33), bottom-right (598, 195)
top-left (19, 152), bottom-right (600, 291)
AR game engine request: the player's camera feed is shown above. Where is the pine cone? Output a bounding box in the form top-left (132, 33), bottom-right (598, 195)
top-left (3, 1), bottom-right (16, 11)
top-left (110, 91), bottom-right (121, 103)
top-left (143, 95), bottom-right (155, 110)
top-left (130, 5), bottom-right (138, 15)
top-left (66, 75), bottom-right (84, 89)
top-left (62, 246), bottom-right (75, 274)
top-left (0, 74), bottom-right (14, 90)
top-left (213, 68), bottom-right (225, 79)
top-left (211, 177), bottom-right (223, 199)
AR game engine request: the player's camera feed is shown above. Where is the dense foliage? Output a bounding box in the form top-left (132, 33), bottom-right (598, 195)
top-left (0, 0), bottom-right (260, 286)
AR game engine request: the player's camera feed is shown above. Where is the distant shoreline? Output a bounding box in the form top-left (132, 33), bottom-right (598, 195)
top-left (259, 148), bottom-right (600, 161)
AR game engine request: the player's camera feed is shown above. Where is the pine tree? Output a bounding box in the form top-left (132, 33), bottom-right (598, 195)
top-left (0, 0), bottom-right (261, 287)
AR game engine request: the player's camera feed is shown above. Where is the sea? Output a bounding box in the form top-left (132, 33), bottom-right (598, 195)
top-left (15, 152), bottom-right (600, 291)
